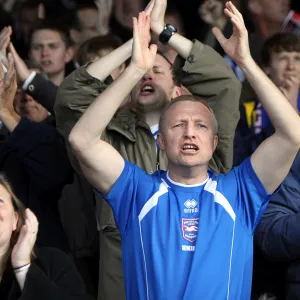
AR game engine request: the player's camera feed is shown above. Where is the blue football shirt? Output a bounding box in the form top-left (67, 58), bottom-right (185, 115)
top-left (101, 157), bottom-right (271, 300)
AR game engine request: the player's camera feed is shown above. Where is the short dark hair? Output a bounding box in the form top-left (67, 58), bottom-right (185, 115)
top-left (76, 35), bottom-right (122, 65)
top-left (29, 20), bottom-right (73, 49)
top-left (159, 95), bottom-right (218, 135)
top-left (262, 32), bottom-right (300, 67)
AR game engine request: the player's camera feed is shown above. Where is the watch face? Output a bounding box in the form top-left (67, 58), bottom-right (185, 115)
top-left (166, 24), bottom-right (177, 33)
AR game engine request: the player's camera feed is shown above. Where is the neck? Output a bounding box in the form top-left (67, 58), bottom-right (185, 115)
top-left (168, 164), bottom-right (208, 185)
top-left (48, 71), bottom-right (65, 86)
top-left (256, 18), bottom-right (282, 39)
top-left (137, 110), bottom-right (161, 128)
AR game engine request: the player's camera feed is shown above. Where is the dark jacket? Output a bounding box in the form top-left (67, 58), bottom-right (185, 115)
top-left (255, 152), bottom-right (300, 299)
top-left (24, 73), bottom-right (58, 116)
top-left (0, 117), bottom-right (72, 251)
top-left (0, 248), bottom-right (94, 300)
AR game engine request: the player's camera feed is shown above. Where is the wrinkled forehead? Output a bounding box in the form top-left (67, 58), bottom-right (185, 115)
top-left (165, 100), bottom-right (213, 122)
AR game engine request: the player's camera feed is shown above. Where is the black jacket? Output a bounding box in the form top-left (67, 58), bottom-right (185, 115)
top-left (0, 248), bottom-right (94, 300)
top-left (0, 117), bottom-right (73, 251)
top-left (24, 73), bottom-right (58, 116)
top-left (254, 152), bottom-right (300, 299)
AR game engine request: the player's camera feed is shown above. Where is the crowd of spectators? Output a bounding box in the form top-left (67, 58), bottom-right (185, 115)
top-left (0, 0), bottom-right (299, 299)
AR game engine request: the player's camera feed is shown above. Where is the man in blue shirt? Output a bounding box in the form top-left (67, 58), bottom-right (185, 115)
top-left (69, 1), bottom-right (300, 299)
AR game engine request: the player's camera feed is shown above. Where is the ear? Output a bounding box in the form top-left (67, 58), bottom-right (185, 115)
top-left (171, 85), bottom-right (182, 99)
top-left (248, 0), bottom-right (263, 15)
top-left (64, 46), bottom-right (75, 64)
top-left (157, 133), bottom-right (166, 151)
top-left (13, 212), bottom-right (19, 231)
top-left (263, 65), bottom-right (271, 76)
top-left (213, 135), bottom-right (218, 152)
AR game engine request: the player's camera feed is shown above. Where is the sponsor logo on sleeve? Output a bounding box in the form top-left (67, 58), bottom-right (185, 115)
top-left (184, 199), bottom-right (198, 213)
top-left (182, 218), bottom-right (199, 243)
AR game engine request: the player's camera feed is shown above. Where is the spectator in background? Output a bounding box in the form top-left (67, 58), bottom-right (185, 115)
top-left (247, 0), bottom-right (291, 65)
top-left (0, 49), bottom-right (72, 253)
top-left (0, 175), bottom-right (93, 300)
top-left (28, 20), bottom-right (74, 86)
top-left (234, 32), bottom-right (300, 166)
top-left (70, 0), bottom-right (113, 52)
top-left (254, 151), bottom-right (300, 300)
top-left (13, 0), bottom-right (41, 59)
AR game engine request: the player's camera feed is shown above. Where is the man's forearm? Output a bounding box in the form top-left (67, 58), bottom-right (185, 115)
top-left (242, 58), bottom-right (300, 145)
top-left (70, 65), bottom-right (144, 148)
top-left (86, 39), bottom-right (133, 81)
top-left (152, 24), bottom-right (193, 59)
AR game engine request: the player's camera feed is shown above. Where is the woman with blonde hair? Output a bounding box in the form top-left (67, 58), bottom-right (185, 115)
top-left (0, 174), bottom-right (94, 300)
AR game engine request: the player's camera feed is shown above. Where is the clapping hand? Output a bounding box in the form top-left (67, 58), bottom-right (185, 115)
top-left (95, 0), bottom-right (113, 36)
top-left (212, 1), bottom-right (251, 68)
top-left (0, 53), bottom-right (17, 115)
top-left (11, 209), bottom-right (38, 269)
top-left (130, 12), bottom-right (157, 74)
top-left (0, 26), bottom-right (12, 55)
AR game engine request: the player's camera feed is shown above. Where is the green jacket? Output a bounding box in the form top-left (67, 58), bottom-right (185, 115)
top-left (55, 40), bottom-right (241, 299)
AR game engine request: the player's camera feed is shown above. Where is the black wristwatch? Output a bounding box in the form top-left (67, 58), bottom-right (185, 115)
top-left (159, 24), bottom-right (177, 44)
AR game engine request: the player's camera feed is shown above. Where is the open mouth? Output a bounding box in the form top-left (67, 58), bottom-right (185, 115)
top-left (41, 60), bottom-right (52, 67)
top-left (181, 143), bottom-right (199, 153)
top-left (140, 84), bottom-right (155, 95)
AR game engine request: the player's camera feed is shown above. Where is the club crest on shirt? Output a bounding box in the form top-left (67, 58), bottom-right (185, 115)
top-left (182, 218), bottom-right (199, 243)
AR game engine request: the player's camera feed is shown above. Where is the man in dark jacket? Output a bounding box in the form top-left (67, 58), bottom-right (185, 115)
top-left (255, 152), bottom-right (300, 299)
top-left (0, 51), bottom-right (72, 252)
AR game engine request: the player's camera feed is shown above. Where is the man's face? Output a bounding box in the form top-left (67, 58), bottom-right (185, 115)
top-left (130, 54), bottom-right (180, 113)
top-left (14, 90), bottom-right (48, 123)
top-left (78, 8), bottom-right (99, 42)
top-left (29, 29), bottom-right (72, 77)
top-left (254, 0), bottom-right (290, 24)
top-left (264, 51), bottom-right (300, 86)
top-left (158, 101), bottom-right (218, 170)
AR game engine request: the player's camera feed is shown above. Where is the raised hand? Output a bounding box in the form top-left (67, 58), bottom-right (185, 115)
top-left (0, 53), bottom-right (17, 115)
top-left (130, 12), bottom-right (157, 74)
top-left (95, 0), bottom-right (113, 36)
top-left (212, 1), bottom-right (251, 68)
top-left (144, 0), bottom-right (155, 17)
top-left (150, 0), bottom-right (167, 33)
top-left (11, 209), bottom-right (38, 268)
top-left (9, 42), bottom-right (31, 82)
top-left (0, 26), bottom-right (12, 55)
top-left (199, 0), bottom-right (226, 29)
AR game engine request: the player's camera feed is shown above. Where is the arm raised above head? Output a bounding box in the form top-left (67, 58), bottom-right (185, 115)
top-left (214, 1), bottom-right (300, 193)
top-left (69, 12), bottom-right (157, 195)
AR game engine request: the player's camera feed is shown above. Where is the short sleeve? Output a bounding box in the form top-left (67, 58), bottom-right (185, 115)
top-left (221, 157), bottom-right (275, 233)
top-left (98, 159), bottom-right (160, 234)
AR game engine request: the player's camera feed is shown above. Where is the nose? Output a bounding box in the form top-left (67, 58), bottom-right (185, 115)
top-left (184, 123), bottom-right (196, 139)
top-left (41, 47), bottom-right (49, 57)
top-left (287, 58), bottom-right (296, 70)
top-left (143, 70), bottom-right (154, 81)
